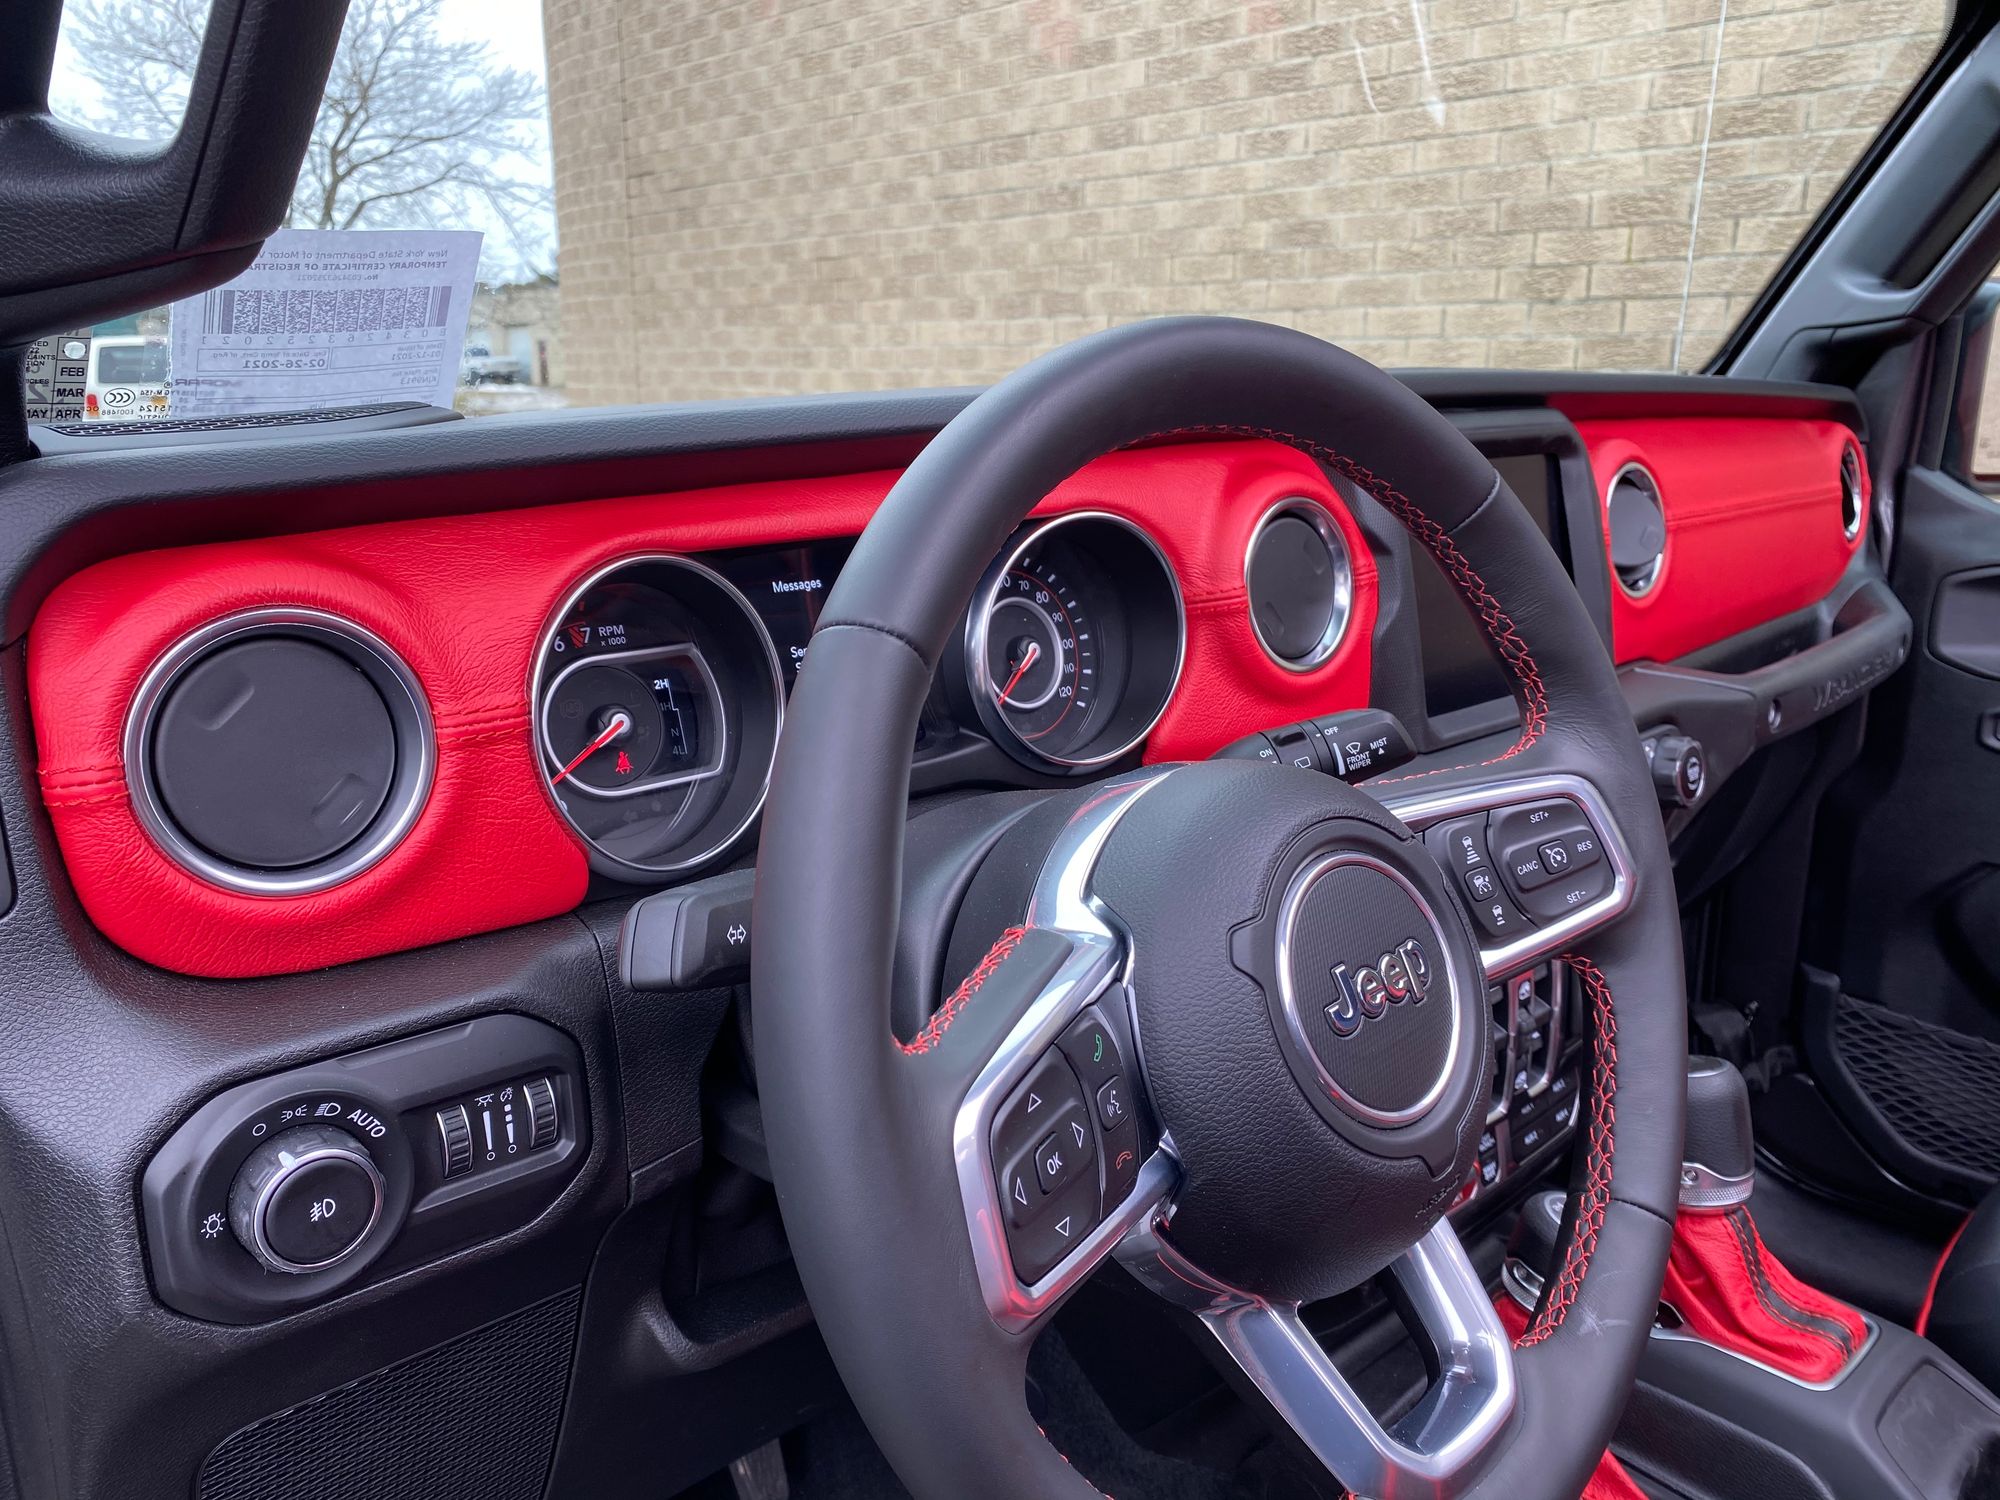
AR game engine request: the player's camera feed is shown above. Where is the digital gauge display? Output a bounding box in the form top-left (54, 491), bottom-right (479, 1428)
top-left (533, 555), bottom-right (784, 880)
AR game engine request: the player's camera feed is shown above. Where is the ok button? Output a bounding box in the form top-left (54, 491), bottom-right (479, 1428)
top-left (1035, 1104), bottom-right (1095, 1195)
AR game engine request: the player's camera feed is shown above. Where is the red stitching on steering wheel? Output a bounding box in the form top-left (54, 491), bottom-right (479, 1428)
top-left (1517, 955), bottom-right (1618, 1347)
top-left (899, 926), bottom-right (1029, 1055)
top-left (1151, 426), bottom-right (1551, 780)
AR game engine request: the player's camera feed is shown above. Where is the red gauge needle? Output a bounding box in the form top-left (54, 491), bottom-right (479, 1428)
top-left (995, 641), bottom-right (1041, 705)
top-left (551, 710), bottom-right (632, 786)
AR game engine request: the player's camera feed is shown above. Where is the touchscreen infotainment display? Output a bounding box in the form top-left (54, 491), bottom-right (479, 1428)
top-left (1413, 453), bottom-right (1568, 718)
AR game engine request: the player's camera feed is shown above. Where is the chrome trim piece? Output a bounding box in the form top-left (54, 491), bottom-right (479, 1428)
top-left (1677, 1161), bottom-right (1755, 1210)
top-left (1606, 461), bottom-right (1666, 599)
top-left (1118, 1213), bottom-right (1516, 1499)
top-left (952, 768), bottom-right (1179, 1330)
top-left (1839, 441), bottom-right (1865, 541)
top-left (537, 641), bottom-right (728, 798)
top-left (122, 607), bottom-right (436, 898)
top-left (1500, 1256), bottom-right (1543, 1314)
top-left (964, 511), bottom-right (1188, 770)
top-left (1272, 852), bottom-right (1466, 1128)
top-left (247, 1143), bottom-right (385, 1275)
top-left (1382, 773), bottom-right (1638, 980)
top-left (1242, 496), bottom-right (1355, 673)
top-left (1652, 1312), bottom-right (1879, 1393)
top-left (529, 553), bottom-right (786, 877)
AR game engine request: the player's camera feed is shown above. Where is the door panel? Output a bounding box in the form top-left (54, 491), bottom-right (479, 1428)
top-left (1808, 460), bottom-right (2000, 1202)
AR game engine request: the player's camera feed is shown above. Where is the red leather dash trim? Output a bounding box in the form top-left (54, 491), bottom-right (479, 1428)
top-left (30, 441), bottom-right (1376, 978)
top-left (1145, 425), bottom-right (1548, 780)
top-left (1572, 417), bottom-right (1867, 665)
top-left (900, 927), bottom-right (1028, 1056)
top-left (1518, 956), bottom-right (1618, 1347)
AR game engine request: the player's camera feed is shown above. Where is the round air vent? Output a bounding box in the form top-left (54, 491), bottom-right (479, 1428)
top-left (125, 609), bottom-right (434, 896)
top-left (1840, 441), bottom-right (1865, 541)
top-left (1605, 462), bottom-right (1667, 598)
top-left (1244, 498), bottom-right (1354, 671)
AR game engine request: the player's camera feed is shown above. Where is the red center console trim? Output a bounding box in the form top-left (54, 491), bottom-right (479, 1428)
top-left (1571, 417), bottom-right (1867, 665)
top-left (29, 441), bottom-right (1373, 979)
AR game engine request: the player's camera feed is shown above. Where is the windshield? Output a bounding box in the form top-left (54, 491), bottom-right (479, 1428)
top-left (37, 0), bottom-right (1951, 422)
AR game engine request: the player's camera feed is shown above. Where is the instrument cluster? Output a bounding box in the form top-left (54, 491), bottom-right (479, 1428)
top-left (532, 515), bottom-right (1188, 881)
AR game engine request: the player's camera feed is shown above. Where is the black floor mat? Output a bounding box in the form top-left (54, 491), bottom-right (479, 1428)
top-left (766, 1334), bottom-right (1331, 1500)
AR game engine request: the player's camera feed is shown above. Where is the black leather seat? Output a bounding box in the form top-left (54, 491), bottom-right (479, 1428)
top-left (1924, 1188), bottom-right (2000, 1393)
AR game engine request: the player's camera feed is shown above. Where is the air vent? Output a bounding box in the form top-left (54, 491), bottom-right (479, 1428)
top-left (1840, 442), bottom-right (1866, 541)
top-left (124, 609), bottom-right (434, 896)
top-left (1244, 498), bottom-right (1354, 671)
top-left (1605, 463), bottom-right (1667, 599)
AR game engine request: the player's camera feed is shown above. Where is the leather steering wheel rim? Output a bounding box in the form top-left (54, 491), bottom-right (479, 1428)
top-left (753, 317), bottom-right (1686, 1500)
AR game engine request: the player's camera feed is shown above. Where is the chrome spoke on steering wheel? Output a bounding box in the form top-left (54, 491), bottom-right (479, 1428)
top-left (949, 768), bottom-right (1183, 1333)
top-left (1116, 1209), bottom-right (1516, 1500)
top-left (1379, 770), bottom-right (1638, 980)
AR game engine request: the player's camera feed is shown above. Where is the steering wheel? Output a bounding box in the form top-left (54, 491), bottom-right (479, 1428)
top-left (752, 318), bottom-right (1686, 1500)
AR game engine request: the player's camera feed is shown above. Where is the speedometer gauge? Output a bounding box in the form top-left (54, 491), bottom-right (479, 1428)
top-left (966, 512), bottom-right (1185, 771)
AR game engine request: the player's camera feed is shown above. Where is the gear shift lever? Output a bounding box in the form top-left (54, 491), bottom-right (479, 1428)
top-left (1679, 1055), bottom-right (1755, 1209)
top-left (1664, 1057), bottom-right (1867, 1382)
top-left (1510, 1057), bottom-right (1868, 1385)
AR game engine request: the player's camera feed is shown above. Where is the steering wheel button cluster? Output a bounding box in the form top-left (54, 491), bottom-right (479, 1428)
top-left (1034, 1109), bottom-right (1093, 1195)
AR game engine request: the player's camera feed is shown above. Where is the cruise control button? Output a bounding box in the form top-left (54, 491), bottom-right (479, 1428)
top-left (1469, 889), bottom-right (1533, 939)
top-left (1538, 839), bottom-right (1573, 876)
top-left (1516, 861), bottom-right (1612, 923)
top-left (1464, 866), bottom-right (1500, 903)
top-left (1425, 813), bottom-right (1496, 878)
top-left (1499, 841), bottom-right (1555, 890)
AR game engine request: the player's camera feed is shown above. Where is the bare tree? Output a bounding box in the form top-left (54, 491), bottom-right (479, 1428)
top-left (60, 0), bottom-right (552, 274)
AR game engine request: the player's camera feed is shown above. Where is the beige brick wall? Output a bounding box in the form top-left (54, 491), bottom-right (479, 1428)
top-left (543, 0), bottom-right (1948, 407)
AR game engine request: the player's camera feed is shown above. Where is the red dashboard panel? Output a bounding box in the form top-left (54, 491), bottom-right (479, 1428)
top-left (1569, 416), bottom-right (1867, 665)
top-left (29, 440), bottom-right (1373, 979)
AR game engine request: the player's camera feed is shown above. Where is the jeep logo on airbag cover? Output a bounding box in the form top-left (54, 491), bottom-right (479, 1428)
top-left (1325, 938), bottom-right (1433, 1038)
top-left (1274, 852), bottom-right (1463, 1128)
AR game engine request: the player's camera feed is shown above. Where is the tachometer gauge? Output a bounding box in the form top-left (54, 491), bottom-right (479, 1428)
top-left (532, 555), bottom-right (783, 879)
top-left (966, 512), bottom-right (1185, 771)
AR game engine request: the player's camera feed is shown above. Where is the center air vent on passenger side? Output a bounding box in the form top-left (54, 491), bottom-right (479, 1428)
top-left (1840, 441), bottom-right (1865, 541)
top-left (1605, 463), bottom-right (1667, 598)
top-left (125, 609), bottom-right (435, 896)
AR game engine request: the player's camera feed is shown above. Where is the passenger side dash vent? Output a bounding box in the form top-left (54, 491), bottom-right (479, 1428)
top-left (1840, 442), bottom-right (1865, 541)
top-left (1605, 462), bottom-right (1667, 598)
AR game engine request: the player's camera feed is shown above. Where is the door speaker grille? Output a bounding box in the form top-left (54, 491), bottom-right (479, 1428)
top-left (198, 1290), bottom-right (580, 1500)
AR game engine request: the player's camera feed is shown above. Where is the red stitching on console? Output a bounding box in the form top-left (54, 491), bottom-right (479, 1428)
top-left (1145, 426), bottom-right (1548, 781)
top-left (899, 925), bottom-right (1029, 1057)
top-left (1518, 955), bottom-right (1618, 1348)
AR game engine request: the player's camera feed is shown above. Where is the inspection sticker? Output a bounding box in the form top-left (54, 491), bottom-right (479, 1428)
top-left (167, 228), bottom-right (481, 417)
